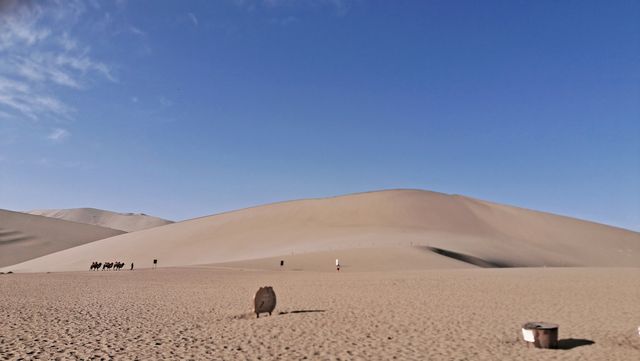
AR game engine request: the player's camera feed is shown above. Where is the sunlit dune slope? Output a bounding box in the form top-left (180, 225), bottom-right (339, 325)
top-left (0, 209), bottom-right (124, 267)
top-left (3, 190), bottom-right (639, 272)
top-left (28, 208), bottom-right (173, 232)
top-left (211, 246), bottom-right (477, 272)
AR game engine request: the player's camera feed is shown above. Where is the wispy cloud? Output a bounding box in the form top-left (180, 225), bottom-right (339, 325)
top-left (187, 12), bottom-right (199, 27)
top-left (235, 0), bottom-right (354, 16)
top-left (129, 25), bottom-right (145, 36)
top-left (270, 15), bottom-right (299, 26)
top-left (58, 32), bottom-right (77, 50)
top-left (0, 1), bottom-right (113, 123)
top-left (159, 96), bottom-right (174, 107)
top-left (326, 0), bottom-right (352, 16)
top-left (0, 109), bottom-right (13, 119)
top-left (0, 76), bottom-right (73, 119)
top-left (47, 128), bottom-right (71, 143)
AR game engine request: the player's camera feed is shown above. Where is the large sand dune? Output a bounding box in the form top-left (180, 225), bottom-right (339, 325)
top-left (3, 189), bottom-right (639, 273)
top-left (28, 208), bottom-right (172, 232)
top-left (0, 209), bottom-right (124, 267)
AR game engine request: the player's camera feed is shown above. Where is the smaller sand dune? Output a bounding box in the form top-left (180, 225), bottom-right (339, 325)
top-left (28, 208), bottom-right (172, 232)
top-left (0, 209), bottom-right (124, 267)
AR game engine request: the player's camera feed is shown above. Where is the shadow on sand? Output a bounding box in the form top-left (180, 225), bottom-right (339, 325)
top-left (423, 246), bottom-right (515, 268)
top-left (557, 338), bottom-right (595, 350)
top-left (278, 310), bottom-right (326, 315)
top-left (234, 310), bottom-right (326, 320)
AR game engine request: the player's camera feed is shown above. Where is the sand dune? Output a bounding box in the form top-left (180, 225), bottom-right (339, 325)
top-left (3, 189), bottom-right (639, 273)
top-left (0, 209), bottom-right (124, 267)
top-left (28, 208), bottom-right (172, 232)
top-left (2, 190), bottom-right (640, 359)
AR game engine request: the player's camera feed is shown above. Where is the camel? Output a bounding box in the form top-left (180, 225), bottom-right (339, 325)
top-left (91, 261), bottom-right (129, 271)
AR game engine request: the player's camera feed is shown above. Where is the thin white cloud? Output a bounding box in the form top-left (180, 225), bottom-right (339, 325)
top-left (270, 15), bottom-right (299, 26)
top-left (129, 25), bottom-right (145, 36)
top-left (187, 12), bottom-right (199, 27)
top-left (0, 109), bottom-right (12, 119)
top-left (159, 96), bottom-right (173, 107)
top-left (0, 76), bottom-right (73, 119)
top-left (47, 128), bottom-right (71, 143)
top-left (55, 53), bottom-right (115, 82)
top-left (0, 1), bottom-right (113, 123)
top-left (328, 0), bottom-right (351, 16)
top-left (238, 0), bottom-right (353, 16)
top-left (58, 32), bottom-right (77, 50)
top-left (115, 0), bottom-right (128, 9)
top-left (0, 4), bottom-right (50, 50)
top-left (124, 25), bottom-right (151, 55)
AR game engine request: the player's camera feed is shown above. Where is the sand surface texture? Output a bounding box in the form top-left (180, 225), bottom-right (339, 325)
top-left (0, 209), bottom-right (124, 268)
top-left (4, 190), bottom-right (639, 273)
top-left (1, 267), bottom-right (638, 360)
top-left (28, 208), bottom-right (173, 233)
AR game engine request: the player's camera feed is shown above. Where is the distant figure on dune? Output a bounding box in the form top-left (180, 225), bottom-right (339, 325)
top-left (130, 262), bottom-right (134, 270)
top-left (280, 260), bottom-right (284, 268)
top-left (336, 258), bottom-right (340, 272)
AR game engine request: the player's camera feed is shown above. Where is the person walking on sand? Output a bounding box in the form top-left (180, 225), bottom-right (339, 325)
top-left (336, 258), bottom-right (340, 272)
top-left (130, 262), bottom-right (134, 271)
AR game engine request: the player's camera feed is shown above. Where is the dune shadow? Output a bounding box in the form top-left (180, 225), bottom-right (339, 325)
top-left (557, 338), bottom-right (595, 350)
top-left (278, 310), bottom-right (325, 315)
top-left (0, 235), bottom-right (33, 244)
top-left (423, 246), bottom-right (515, 268)
top-left (235, 309), bottom-right (326, 320)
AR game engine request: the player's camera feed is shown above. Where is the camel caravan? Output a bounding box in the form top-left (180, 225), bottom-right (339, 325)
top-left (90, 261), bottom-right (127, 271)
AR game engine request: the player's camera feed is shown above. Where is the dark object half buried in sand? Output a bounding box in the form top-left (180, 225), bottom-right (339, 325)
top-left (254, 286), bottom-right (276, 318)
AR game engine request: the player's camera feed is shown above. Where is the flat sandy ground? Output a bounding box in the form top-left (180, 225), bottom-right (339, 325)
top-left (1, 267), bottom-right (639, 360)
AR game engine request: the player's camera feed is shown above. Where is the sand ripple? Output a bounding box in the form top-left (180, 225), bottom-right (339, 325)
top-left (1, 268), bottom-right (639, 360)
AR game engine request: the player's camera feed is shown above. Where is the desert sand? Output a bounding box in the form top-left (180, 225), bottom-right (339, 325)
top-left (28, 208), bottom-right (173, 233)
top-left (3, 190), bottom-right (638, 273)
top-left (0, 209), bottom-right (124, 268)
top-left (1, 266), bottom-right (638, 360)
top-left (2, 189), bottom-right (639, 360)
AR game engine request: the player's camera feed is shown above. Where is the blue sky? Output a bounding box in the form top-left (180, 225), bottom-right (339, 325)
top-left (0, 0), bottom-right (638, 230)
